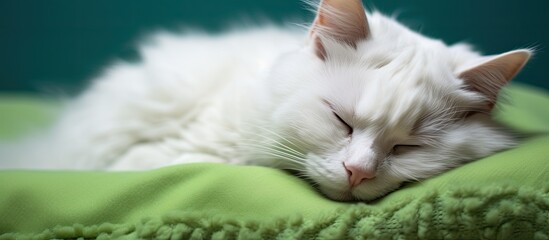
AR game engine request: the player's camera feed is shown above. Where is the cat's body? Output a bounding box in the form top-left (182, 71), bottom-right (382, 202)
top-left (1, 0), bottom-right (531, 201)
top-left (27, 28), bottom-right (302, 170)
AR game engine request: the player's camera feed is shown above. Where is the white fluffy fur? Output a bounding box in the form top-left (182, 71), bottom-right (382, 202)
top-left (1, 2), bottom-right (530, 201)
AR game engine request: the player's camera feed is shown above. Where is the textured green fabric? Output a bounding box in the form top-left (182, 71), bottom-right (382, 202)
top-left (0, 85), bottom-right (548, 239)
top-left (0, 95), bottom-right (59, 139)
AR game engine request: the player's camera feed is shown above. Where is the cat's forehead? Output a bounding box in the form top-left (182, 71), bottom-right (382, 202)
top-left (354, 82), bottom-right (439, 130)
top-left (320, 52), bottom-right (460, 131)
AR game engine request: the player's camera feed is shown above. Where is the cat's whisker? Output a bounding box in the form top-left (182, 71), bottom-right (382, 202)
top-left (239, 144), bottom-right (305, 163)
top-left (247, 151), bottom-right (306, 167)
top-left (237, 147), bottom-right (307, 170)
top-left (250, 124), bottom-right (310, 149)
top-left (239, 120), bottom-right (303, 144)
top-left (287, 121), bottom-right (335, 146)
top-left (237, 124), bottom-right (307, 158)
top-left (238, 143), bottom-right (307, 166)
top-left (239, 137), bottom-right (306, 162)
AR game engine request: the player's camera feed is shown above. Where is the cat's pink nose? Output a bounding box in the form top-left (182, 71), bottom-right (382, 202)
top-left (343, 163), bottom-right (376, 188)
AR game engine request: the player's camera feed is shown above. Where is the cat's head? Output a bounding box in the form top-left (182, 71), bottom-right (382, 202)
top-left (260, 0), bottom-right (531, 201)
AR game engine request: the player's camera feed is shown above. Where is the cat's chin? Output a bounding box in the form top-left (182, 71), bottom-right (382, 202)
top-left (320, 187), bottom-right (356, 202)
top-left (319, 185), bottom-right (377, 202)
top-left (318, 180), bottom-right (402, 202)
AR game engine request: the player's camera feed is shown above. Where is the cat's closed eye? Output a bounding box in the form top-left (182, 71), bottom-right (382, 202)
top-left (392, 144), bottom-right (421, 155)
top-left (333, 112), bottom-right (353, 135)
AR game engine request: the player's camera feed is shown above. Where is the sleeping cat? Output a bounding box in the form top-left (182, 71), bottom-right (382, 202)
top-left (1, 0), bottom-right (531, 201)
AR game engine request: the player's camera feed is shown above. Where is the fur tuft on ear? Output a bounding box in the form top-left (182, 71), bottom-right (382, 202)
top-left (309, 0), bottom-right (370, 60)
top-left (459, 49), bottom-right (531, 109)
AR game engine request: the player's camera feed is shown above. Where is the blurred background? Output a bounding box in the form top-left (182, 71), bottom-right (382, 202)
top-left (1, 0), bottom-right (548, 94)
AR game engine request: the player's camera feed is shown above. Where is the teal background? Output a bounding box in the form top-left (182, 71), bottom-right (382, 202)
top-left (1, 0), bottom-right (548, 94)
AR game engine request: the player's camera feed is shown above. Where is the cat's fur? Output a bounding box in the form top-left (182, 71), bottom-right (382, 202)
top-left (1, 0), bottom-right (531, 201)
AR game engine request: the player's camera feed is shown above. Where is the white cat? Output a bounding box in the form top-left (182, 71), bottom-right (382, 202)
top-left (1, 0), bottom-right (531, 201)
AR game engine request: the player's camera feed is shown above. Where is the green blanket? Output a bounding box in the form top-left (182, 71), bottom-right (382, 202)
top-left (1, 85), bottom-right (548, 239)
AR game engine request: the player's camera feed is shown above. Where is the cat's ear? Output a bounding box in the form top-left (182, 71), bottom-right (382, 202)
top-left (459, 49), bottom-right (531, 109)
top-left (310, 0), bottom-right (370, 60)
